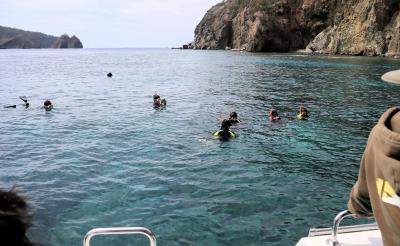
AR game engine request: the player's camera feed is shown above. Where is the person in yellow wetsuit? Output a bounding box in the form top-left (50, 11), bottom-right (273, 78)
top-left (348, 107), bottom-right (400, 246)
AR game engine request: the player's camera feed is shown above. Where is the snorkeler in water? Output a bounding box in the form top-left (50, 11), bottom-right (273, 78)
top-left (43, 100), bottom-right (53, 111)
top-left (268, 109), bottom-right (281, 122)
top-left (214, 119), bottom-right (236, 141)
top-left (219, 112), bottom-right (239, 125)
top-left (19, 96), bottom-right (29, 108)
top-left (153, 94), bottom-right (166, 108)
top-left (297, 105), bottom-right (309, 120)
top-left (4, 96), bottom-right (29, 109)
top-left (228, 112), bottom-right (239, 124)
top-left (153, 94), bottom-right (161, 107)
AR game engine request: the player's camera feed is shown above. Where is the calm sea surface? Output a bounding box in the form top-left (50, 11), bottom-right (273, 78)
top-left (0, 49), bottom-right (399, 246)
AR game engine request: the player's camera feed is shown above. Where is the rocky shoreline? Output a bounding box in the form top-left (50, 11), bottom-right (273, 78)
top-left (193, 0), bottom-right (400, 57)
top-left (0, 25), bottom-right (83, 49)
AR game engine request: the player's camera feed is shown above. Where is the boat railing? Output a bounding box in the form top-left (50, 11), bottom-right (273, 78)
top-left (327, 210), bottom-right (353, 246)
top-left (83, 227), bottom-right (157, 246)
top-left (323, 210), bottom-right (378, 246)
top-left (297, 208), bottom-right (380, 246)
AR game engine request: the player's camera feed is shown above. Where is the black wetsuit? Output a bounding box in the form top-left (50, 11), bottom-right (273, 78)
top-left (228, 119), bottom-right (239, 124)
top-left (217, 130), bottom-right (232, 141)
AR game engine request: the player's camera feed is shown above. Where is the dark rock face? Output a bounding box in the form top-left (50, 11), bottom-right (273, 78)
top-left (307, 0), bottom-right (400, 56)
top-left (52, 34), bottom-right (83, 48)
top-left (194, 0), bottom-right (400, 56)
top-left (52, 34), bottom-right (70, 48)
top-left (0, 25), bottom-right (83, 49)
top-left (68, 35), bottom-right (83, 48)
top-left (195, 2), bottom-right (235, 50)
top-left (195, 0), bottom-right (331, 51)
top-left (0, 36), bottom-right (35, 49)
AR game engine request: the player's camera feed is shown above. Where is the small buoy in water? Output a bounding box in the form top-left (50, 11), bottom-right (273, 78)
top-left (107, 72), bottom-right (113, 78)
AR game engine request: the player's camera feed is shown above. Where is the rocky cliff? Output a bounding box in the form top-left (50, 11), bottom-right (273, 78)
top-left (51, 34), bottom-right (83, 48)
top-left (194, 0), bottom-right (400, 56)
top-left (0, 26), bottom-right (83, 49)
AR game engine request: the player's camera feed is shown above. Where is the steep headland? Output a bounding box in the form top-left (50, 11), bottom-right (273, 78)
top-left (0, 25), bottom-right (83, 49)
top-left (194, 0), bottom-right (400, 56)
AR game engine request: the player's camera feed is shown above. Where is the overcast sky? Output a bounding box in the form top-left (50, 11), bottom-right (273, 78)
top-left (0, 0), bottom-right (221, 48)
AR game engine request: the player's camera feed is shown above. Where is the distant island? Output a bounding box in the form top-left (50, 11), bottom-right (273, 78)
top-left (193, 0), bottom-right (400, 56)
top-left (0, 25), bottom-right (83, 49)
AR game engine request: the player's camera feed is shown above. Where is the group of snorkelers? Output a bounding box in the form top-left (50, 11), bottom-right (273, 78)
top-left (151, 93), bottom-right (309, 141)
top-left (268, 105), bottom-right (309, 122)
top-left (215, 106), bottom-right (309, 141)
top-left (4, 96), bottom-right (53, 111)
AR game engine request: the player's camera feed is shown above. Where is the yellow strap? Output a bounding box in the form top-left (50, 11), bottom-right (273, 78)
top-left (376, 178), bottom-right (396, 198)
top-left (213, 131), bottom-right (221, 137)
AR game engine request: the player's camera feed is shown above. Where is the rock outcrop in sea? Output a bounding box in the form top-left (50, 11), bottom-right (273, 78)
top-left (0, 25), bottom-right (83, 49)
top-left (51, 34), bottom-right (83, 48)
top-left (194, 0), bottom-right (400, 56)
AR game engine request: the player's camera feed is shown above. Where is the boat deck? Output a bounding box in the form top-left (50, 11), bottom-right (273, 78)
top-left (296, 223), bottom-right (383, 246)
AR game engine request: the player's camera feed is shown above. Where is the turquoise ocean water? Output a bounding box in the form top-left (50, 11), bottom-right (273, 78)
top-left (0, 49), bottom-right (399, 245)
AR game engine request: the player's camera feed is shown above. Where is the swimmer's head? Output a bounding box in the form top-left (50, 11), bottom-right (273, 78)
top-left (269, 109), bottom-right (278, 117)
top-left (229, 112), bottom-right (238, 119)
top-left (44, 100), bottom-right (52, 107)
top-left (153, 94), bottom-right (160, 100)
top-left (107, 72), bottom-right (112, 77)
top-left (298, 106), bottom-right (308, 116)
top-left (44, 100), bottom-right (53, 111)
